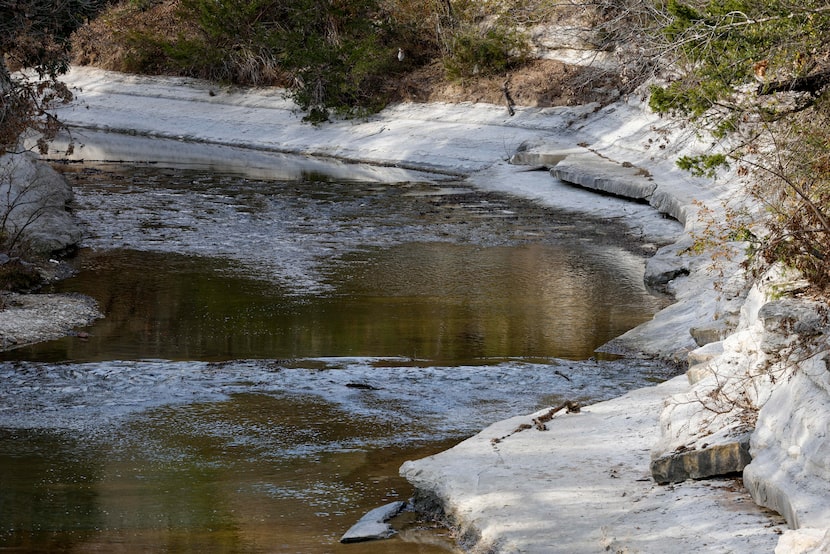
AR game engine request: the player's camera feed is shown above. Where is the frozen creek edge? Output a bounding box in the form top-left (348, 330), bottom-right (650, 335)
top-left (15, 65), bottom-right (830, 552)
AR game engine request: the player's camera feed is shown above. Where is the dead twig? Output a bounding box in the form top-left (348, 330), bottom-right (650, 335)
top-left (490, 400), bottom-right (581, 447)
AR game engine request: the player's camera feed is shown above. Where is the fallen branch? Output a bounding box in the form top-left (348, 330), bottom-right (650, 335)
top-left (490, 400), bottom-right (581, 446)
top-left (533, 400), bottom-right (581, 430)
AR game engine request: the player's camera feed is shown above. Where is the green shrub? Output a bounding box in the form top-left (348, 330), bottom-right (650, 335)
top-left (443, 25), bottom-right (528, 80)
top-left (651, 0), bottom-right (830, 290)
top-left (123, 0), bottom-right (402, 120)
top-left (119, 30), bottom-right (175, 74)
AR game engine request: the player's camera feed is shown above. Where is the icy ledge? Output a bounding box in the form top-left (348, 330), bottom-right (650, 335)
top-left (744, 296), bottom-right (830, 552)
top-left (647, 263), bottom-right (830, 552)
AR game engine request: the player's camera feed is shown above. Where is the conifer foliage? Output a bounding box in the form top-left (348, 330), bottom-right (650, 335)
top-left (649, 1), bottom-right (830, 289)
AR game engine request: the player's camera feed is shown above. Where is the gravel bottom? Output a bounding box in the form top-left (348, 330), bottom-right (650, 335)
top-left (0, 292), bottom-right (102, 350)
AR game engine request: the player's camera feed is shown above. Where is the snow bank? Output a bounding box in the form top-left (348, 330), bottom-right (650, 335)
top-left (402, 377), bottom-right (783, 553)
top-left (747, 350), bottom-right (830, 528)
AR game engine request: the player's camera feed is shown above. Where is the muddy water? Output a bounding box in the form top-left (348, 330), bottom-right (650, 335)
top-left (0, 159), bottom-right (677, 553)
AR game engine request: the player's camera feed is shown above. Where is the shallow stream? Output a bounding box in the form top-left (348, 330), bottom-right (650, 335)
top-left (0, 153), bottom-right (678, 552)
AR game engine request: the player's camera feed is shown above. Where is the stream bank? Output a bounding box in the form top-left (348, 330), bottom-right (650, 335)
top-left (9, 65), bottom-right (828, 551)
top-left (0, 152), bottom-right (103, 350)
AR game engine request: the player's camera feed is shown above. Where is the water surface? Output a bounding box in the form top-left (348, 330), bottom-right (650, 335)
top-left (0, 157), bottom-right (676, 553)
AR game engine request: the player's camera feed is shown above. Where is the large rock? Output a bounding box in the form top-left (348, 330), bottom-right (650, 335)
top-left (552, 153), bottom-right (658, 202)
top-left (551, 152), bottom-right (719, 225)
top-left (0, 153), bottom-right (81, 254)
top-left (641, 236), bottom-right (692, 293)
top-left (651, 432), bottom-right (752, 485)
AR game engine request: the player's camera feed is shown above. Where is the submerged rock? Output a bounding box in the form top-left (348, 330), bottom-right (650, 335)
top-left (340, 500), bottom-right (406, 543)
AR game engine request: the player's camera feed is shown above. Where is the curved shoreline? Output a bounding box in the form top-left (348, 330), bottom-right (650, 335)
top-left (42, 67), bottom-right (792, 551)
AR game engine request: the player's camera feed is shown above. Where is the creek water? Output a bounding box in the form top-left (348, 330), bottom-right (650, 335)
top-left (0, 156), bottom-right (677, 553)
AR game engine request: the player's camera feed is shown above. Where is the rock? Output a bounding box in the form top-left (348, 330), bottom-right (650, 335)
top-left (651, 432), bottom-right (753, 485)
top-left (528, 23), bottom-right (617, 68)
top-left (510, 151), bottom-right (567, 166)
top-left (508, 139), bottom-right (570, 167)
top-left (339, 500), bottom-right (406, 543)
top-left (345, 382), bottom-right (380, 390)
top-left (687, 340), bottom-right (724, 368)
top-left (689, 324), bottom-right (730, 347)
top-left (775, 528), bottom-right (830, 554)
top-left (0, 153), bottom-right (82, 254)
top-left (551, 153), bottom-right (658, 203)
top-left (641, 235), bottom-right (693, 293)
top-left (757, 299), bottom-right (829, 354)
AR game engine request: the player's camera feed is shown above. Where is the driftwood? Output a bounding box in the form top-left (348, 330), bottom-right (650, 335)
top-left (491, 400), bottom-right (581, 446)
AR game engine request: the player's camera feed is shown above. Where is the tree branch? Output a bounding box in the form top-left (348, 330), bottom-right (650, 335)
top-left (757, 69), bottom-right (830, 96)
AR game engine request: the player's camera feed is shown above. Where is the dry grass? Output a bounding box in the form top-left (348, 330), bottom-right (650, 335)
top-left (391, 59), bottom-right (621, 107)
top-left (71, 0), bottom-right (622, 108)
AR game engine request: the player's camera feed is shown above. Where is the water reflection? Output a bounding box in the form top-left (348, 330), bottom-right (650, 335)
top-left (11, 238), bottom-right (661, 363)
top-left (0, 430), bottom-right (104, 550)
top-left (0, 422), bottom-right (462, 553)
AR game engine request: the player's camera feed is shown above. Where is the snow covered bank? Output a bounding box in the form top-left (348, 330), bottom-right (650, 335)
top-left (47, 66), bottom-right (829, 552)
top-left (402, 376), bottom-right (783, 553)
top-left (52, 67), bottom-right (596, 176)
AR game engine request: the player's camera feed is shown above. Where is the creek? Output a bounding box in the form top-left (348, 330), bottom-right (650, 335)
top-left (0, 152), bottom-right (678, 553)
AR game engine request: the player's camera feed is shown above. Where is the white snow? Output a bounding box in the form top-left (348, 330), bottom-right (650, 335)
top-left (43, 65), bottom-right (830, 552)
top-left (402, 377), bottom-right (782, 553)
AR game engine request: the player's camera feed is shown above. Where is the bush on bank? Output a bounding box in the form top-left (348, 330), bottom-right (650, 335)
top-left (647, 0), bottom-right (830, 291)
top-left (76, 0), bottom-right (540, 121)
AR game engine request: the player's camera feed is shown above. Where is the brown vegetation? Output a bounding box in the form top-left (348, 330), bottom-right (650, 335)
top-left (70, 0), bottom-right (623, 109)
top-left (392, 59), bottom-right (622, 107)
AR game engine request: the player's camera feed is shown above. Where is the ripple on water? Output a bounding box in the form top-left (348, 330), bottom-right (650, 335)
top-left (0, 357), bottom-right (678, 448)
